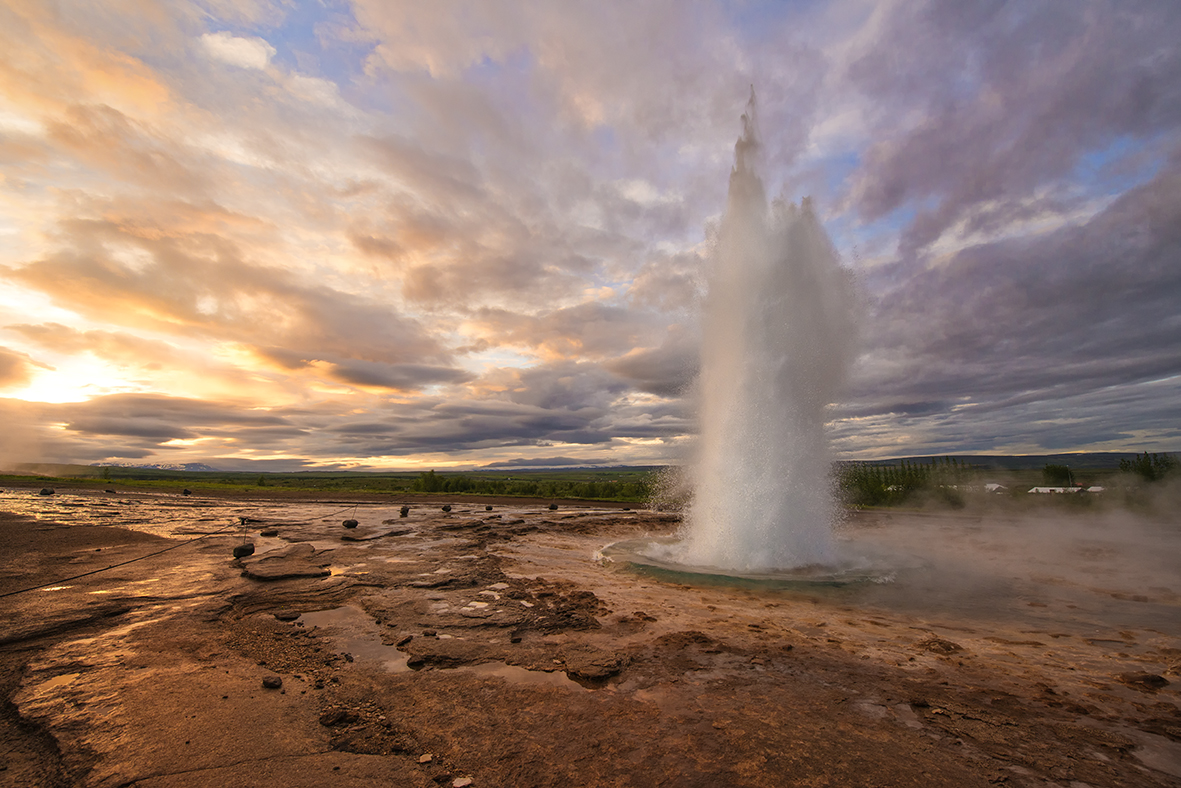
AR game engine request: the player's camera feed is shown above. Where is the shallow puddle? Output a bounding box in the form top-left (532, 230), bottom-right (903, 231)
top-left (299, 606), bottom-right (410, 672)
top-left (459, 662), bottom-right (587, 692)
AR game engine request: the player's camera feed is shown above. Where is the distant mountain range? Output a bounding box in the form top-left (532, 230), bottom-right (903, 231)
top-left (90, 462), bottom-right (220, 472)
top-left (5, 452), bottom-right (1169, 478)
top-left (850, 452), bottom-right (1163, 470)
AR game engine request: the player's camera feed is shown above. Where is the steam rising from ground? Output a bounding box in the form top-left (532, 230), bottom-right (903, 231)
top-left (843, 505), bottom-right (1181, 635)
top-left (663, 91), bottom-right (857, 572)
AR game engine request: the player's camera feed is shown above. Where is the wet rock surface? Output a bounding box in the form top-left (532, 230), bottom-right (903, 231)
top-left (1, 492), bottom-right (1180, 787)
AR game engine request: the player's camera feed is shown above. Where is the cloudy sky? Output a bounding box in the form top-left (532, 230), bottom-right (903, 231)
top-left (1, 0), bottom-right (1179, 471)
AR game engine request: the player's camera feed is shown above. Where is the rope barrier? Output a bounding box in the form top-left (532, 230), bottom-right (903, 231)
top-left (0, 495), bottom-right (382, 599)
top-left (0, 521), bottom-right (239, 599)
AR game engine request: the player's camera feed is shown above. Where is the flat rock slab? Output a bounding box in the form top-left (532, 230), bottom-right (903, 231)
top-left (241, 543), bottom-right (332, 581)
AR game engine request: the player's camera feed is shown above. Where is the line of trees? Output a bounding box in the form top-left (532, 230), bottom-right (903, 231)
top-left (1118, 452), bottom-right (1176, 483)
top-left (410, 470), bottom-right (652, 501)
top-left (837, 456), bottom-right (974, 507)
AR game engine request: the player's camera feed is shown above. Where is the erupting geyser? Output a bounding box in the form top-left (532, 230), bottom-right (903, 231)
top-left (639, 90), bottom-right (858, 575)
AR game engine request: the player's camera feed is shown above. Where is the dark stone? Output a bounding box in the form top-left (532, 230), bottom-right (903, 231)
top-left (342, 519), bottom-right (359, 528)
top-left (39, 488), bottom-right (54, 496)
top-left (400, 506), bottom-right (410, 517)
top-left (1117, 672), bottom-right (1169, 690)
top-left (262, 675), bottom-right (283, 689)
top-left (273, 610), bottom-right (301, 621)
top-left (548, 503), bottom-right (558, 510)
top-left (260, 529), bottom-right (279, 537)
top-left (319, 708), bottom-right (358, 727)
top-left (485, 505), bottom-right (493, 511)
top-left (396, 635), bottom-right (413, 647)
top-left (183, 489), bottom-right (192, 495)
top-left (232, 543), bottom-right (256, 558)
top-left (105, 489), bottom-right (116, 494)
top-left (441, 505), bottom-right (451, 512)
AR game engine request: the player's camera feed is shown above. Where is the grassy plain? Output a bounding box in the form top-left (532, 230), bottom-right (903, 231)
top-left (0, 464), bottom-right (660, 503)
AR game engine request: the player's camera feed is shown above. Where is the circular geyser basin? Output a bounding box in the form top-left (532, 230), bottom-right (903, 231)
top-left (599, 537), bottom-right (901, 590)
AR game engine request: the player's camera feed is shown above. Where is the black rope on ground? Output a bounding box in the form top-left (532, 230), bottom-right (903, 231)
top-left (1, 497), bottom-right (382, 599)
top-left (317, 502), bottom-right (369, 520)
top-left (0, 520), bottom-right (240, 599)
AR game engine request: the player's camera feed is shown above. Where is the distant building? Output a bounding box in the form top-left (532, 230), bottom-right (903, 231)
top-left (984, 483), bottom-right (1006, 493)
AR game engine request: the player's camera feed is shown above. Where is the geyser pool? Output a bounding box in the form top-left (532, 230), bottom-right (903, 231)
top-left (636, 90), bottom-right (857, 575)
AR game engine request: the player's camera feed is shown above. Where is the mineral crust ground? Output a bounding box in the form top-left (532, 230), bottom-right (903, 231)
top-left (1, 485), bottom-right (1179, 787)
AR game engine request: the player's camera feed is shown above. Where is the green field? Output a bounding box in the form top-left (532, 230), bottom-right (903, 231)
top-left (2, 451), bottom-right (1173, 511)
top-left (0, 464), bottom-right (661, 503)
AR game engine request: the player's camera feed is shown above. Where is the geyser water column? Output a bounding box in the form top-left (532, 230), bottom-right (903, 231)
top-left (674, 91), bottom-right (857, 573)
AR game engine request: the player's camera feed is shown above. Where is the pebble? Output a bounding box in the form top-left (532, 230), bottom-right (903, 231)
top-left (342, 519), bottom-right (359, 528)
top-left (453, 779), bottom-right (474, 787)
top-left (273, 610), bottom-right (301, 621)
top-left (419, 753), bottom-right (433, 763)
top-left (262, 676), bottom-right (283, 689)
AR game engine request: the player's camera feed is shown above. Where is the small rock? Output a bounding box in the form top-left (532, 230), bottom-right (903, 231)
top-left (400, 506), bottom-right (410, 517)
top-left (232, 543), bottom-right (256, 558)
top-left (342, 519), bottom-right (359, 528)
top-left (397, 635), bottom-right (413, 647)
top-left (441, 505), bottom-right (452, 512)
top-left (273, 610), bottom-right (301, 621)
top-left (260, 528), bottom-right (279, 537)
top-left (39, 488), bottom-right (54, 496)
top-left (915, 637), bottom-right (964, 655)
top-left (485, 505), bottom-right (493, 511)
top-left (183, 489), bottom-right (192, 495)
top-left (262, 675), bottom-right (283, 689)
top-left (548, 503), bottom-right (558, 510)
top-left (566, 653), bottom-right (625, 682)
top-left (453, 779), bottom-right (474, 788)
top-left (423, 629), bottom-right (437, 637)
top-left (105, 489), bottom-right (116, 494)
top-left (419, 754), bottom-right (433, 763)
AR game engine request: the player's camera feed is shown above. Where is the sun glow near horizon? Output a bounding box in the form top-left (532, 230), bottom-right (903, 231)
top-left (0, 2), bottom-right (1178, 471)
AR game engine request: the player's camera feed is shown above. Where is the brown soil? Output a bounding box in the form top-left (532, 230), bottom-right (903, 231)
top-left (1, 492), bottom-right (1178, 787)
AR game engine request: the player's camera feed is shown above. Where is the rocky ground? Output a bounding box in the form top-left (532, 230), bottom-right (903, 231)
top-left (0, 485), bottom-right (1178, 787)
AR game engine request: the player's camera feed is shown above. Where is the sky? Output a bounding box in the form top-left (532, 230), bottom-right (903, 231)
top-left (1, 0), bottom-right (1179, 472)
